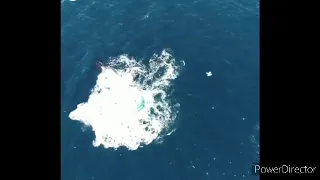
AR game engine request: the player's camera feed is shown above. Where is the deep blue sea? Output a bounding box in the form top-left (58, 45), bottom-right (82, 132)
top-left (61, 0), bottom-right (260, 180)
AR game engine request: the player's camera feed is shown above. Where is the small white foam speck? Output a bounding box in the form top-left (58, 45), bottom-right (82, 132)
top-left (166, 129), bottom-right (176, 136)
top-left (206, 71), bottom-right (212, 76)
top-left (142, 13), bottom-right (150, 19)
top-left (211, 107), bottom-right (215, 110)
top-left (206, 172), bottom-right (209, 175)
top-left (242, 117), bottom-right (246, 120)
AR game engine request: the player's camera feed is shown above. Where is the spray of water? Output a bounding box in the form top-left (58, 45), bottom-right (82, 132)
top-left (69, 49), bottom-right (184, 150)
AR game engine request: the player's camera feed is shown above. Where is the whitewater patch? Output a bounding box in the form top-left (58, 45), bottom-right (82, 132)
top-left (69, 49), bottom-right (184, 150)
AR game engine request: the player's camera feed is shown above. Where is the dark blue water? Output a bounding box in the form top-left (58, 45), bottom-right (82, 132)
top-left (61, 0), bottom-right (260, 179)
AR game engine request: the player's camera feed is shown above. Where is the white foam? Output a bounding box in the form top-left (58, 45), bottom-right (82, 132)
top-left (69, 49), bottom-right (184, 150)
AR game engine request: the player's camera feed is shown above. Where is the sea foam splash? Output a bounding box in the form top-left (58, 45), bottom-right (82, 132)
top-left (69, 49), bottom-right (184, 150)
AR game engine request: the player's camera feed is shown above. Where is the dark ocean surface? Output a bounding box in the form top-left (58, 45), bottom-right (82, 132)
top-left (61, 0), bottom-right (260, 179)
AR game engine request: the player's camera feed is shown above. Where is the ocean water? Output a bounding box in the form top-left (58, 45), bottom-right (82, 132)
top-left (61, 0), bottom-right (260, 180)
